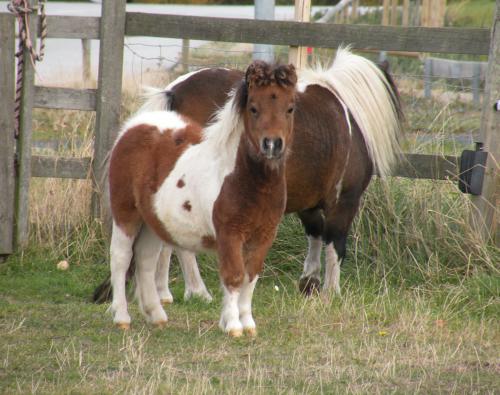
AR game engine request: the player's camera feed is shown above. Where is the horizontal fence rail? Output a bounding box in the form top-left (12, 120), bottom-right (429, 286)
top-left (34, 87), bottom-right (97, 111)
top-left (31, 156), bottom-right (91, 179)
top-left (30, 153), bottom-right (459, 181)
top-left (41, 15), bottom-right (100, 39)
top-left (125, 13), bottom-right (491, 55)
top-left (23, 12), bottom-right (491, 55)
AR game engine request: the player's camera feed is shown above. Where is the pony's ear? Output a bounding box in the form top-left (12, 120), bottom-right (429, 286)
top-left (275, 64), bottom-right (297, 87)
top-left (378, 60), bottom-right (391, 73)
top-left (245, 61), bottom-right (297, 88)
top-left (245, 60), bottom-right (269, 88)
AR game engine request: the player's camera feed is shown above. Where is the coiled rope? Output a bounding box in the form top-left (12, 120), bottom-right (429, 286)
top-left (7, 0), bottom-right (47, 137)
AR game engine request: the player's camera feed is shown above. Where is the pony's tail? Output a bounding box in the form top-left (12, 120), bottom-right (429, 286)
top-left (92, 255), bottom-right (136, 304)
top-left (327, 47), bottom-right (403, 176)
top-left (138, 87), bottom-right (173, 113)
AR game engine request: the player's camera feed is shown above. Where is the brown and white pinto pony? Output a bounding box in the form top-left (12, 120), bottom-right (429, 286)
top-left (108, 61), bottom-right (297, 336)
top-left (95, 48), bottom-right (402, 306)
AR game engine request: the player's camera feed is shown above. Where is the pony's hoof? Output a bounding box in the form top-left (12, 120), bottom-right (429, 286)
top-left (160, 298), bottom-right (173, 305)
top-left (153, 320), bottom-right (168, 329)
top-left (244, 327), bottom-right (257, 337)
top-left (228, 328), bottom-right (243, 338)
top-left (299, 276), bottom-right (321, 296)
top-left (116, 322), bottom-right (130, 330)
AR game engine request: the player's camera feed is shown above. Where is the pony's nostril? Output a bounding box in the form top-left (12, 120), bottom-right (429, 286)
top-left (274, 138), bottom-right (283, 153)
top-left (262, 137), bottom-right (270, 150)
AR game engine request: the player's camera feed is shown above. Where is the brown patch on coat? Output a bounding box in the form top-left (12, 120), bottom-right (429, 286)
top-left (109, 121), bottom-right (202, 245)
top-left (169, 68), bottom-right (244, 125)
top-left (182, 201), bottom-right (192, 212)
top-left (176, 179), bottom-right (185, 188)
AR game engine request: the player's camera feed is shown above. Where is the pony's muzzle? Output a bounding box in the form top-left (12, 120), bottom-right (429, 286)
top-left (261, 137), bottom-right (284, 159)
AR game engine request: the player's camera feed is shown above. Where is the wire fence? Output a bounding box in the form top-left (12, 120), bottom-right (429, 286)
top-left (122, 41), bottom-right (486, 94)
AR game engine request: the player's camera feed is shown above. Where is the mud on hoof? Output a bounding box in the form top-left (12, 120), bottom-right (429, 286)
top-left (160, 297), bottom-right (173, 305)
top-left (244, 327), bottom-right (257, 337)
top-left (116, 322), bottom-right (130, 330)
top-left (299, 276), bottom-right (321, 296)
top-left (153, 320), bottom-right (168, 329)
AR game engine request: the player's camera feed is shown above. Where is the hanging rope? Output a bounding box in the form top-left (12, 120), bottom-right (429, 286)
top-left (7, 0), bottom-right (47, 138)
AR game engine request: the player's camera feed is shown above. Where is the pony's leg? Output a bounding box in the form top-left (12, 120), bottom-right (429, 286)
top-left (219, 284), bottom-right (242, 337)
top-left (322, 196), bottom-right (360, 296)
top-left (175, 249), bottom-right (213, 302)
top-left (110, 222), bottom-right (136, 329)
top-left (238, 274), bottom-right (258, 336)
top-left (297, 208), bottom-right (325, 295)
top-left (324, 242), bottom-right (343, 295)
top-left (155, 244), bottom-right (174, 305)
top-left (134, 226), bottom-right (167, 326)
top-left (217, 235), bottom-right (245, 337)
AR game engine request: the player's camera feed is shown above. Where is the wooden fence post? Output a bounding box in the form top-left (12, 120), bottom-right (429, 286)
top-left (288, 0), bottom-right (311, 70)
top-left (92, 0), bottom-right (126, 224)
top-left (424, 57), bottom-right (432, 98)
top-left (14, 1), bottom-right (38, 248)
top-left (402, 0), bottom-right (410, 26)
top-left (472, 62), bottom-right (481, 106)
top-left (0, 13), bottom-right (16, 256)
top-left (391, 0), bottom-right (398, 26)
top-left (382, 0), bottom-right (390, 26)
top-left (351, 0), bottom-right (358, 21)
top-left (254, 0), bottom-right (275, 62)
top-left (470, 0), bottom-right (500, 245)
top-left (182, 38), bottom-right (189, 73)
top-left (81, 39), bottom-right (92, 87)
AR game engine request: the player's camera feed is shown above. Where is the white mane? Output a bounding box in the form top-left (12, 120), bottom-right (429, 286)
top-left (201, 88), bottom-right (244, 152)
top-left (299, 47), bottom-right (401, 177)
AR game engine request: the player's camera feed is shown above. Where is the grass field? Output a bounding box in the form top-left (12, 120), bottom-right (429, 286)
top-left (1, 152), bottom-right (499, 393)
top-left (1, 206), bottom-right (499, 393)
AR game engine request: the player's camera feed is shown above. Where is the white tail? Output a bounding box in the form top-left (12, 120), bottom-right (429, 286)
top-left (139, 68), bottom-right (211, 114)
top-left (138, 86), bottom-right (172, 113)
top-left (300, 47), bottom-right (402, 176)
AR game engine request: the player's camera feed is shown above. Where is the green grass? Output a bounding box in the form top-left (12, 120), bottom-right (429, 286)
top-left (447, 0), bottom-right (496, 28)
top-left (1, 183), bottom-right (499, 393)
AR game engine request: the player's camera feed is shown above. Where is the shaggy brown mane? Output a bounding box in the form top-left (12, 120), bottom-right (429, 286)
top-left (234, 61), bottom-right (297, 113)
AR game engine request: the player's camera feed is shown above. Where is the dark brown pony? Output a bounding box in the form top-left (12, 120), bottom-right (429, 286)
top-left (107, 61), bottom-right (297, 337)
top-left (95, 48), bottom-right (402, 306)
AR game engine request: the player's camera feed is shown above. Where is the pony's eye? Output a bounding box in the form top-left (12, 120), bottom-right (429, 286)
top-left (287, 107), bottom-right (294, 114)
top-left (250, 106), bottom-right (258, 115)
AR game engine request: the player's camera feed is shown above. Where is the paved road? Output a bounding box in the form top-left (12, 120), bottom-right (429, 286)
top-left (0, 2), bottom-right (328, 86)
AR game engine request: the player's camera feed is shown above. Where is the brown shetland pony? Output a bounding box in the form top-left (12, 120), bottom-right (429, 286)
top-left (95, 48), bottom-right (402, 307)
top-left (107, 61), bottom-right (297, 337)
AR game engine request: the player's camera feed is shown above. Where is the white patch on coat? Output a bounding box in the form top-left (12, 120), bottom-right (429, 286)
top-left (109, 221), bottom-right (135, 325)
top-left (153, 91), bottom-right (243, 252)
top-left (219, 284), bottom-right (242, 333)
top-left (133, 225), bottom-right (167, 323)
top-left (165, 68), bottom-right (210, 91)
top-left (238, 274), bottom-right (258, 330)
top-left (300, 236), bottom-right (323, 280)
top-left (323, 243), bottom-right (341, 295)
top-left (115, 111), bottom-right (187, 146)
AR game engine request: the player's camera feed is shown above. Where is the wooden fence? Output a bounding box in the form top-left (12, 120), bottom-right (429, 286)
top-left (0, 0), bottom-right (498, 255)
top-left (424, 57), bottom-right (488, 105)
